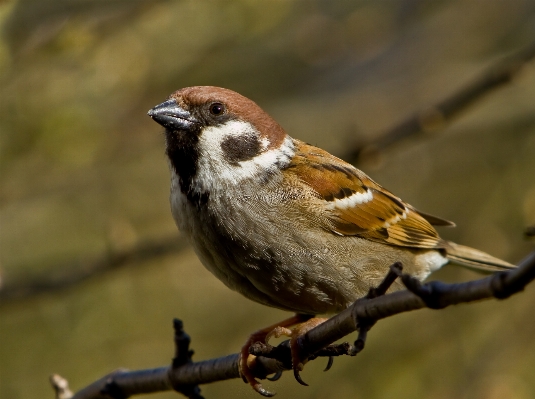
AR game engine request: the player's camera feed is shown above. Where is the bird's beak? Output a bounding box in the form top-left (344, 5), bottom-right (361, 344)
top-left (147, 99), bottom-right (198, 130)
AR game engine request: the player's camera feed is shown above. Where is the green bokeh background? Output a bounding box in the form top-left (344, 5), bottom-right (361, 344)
top-left (1, 1), bottom-right (534, 398)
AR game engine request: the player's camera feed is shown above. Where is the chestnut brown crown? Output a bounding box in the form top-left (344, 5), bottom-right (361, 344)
top-left (168, 86), bottom-right (287, 149)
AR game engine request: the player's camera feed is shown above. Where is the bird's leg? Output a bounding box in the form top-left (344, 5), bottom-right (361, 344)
top-left (265, 317), bottom-right (328, 386)
top-left (240, 313), bottom-right (312, 397)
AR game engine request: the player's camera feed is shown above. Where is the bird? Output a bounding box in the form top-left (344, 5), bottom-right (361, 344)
top-left (148, 86), bottom-right (514, 396)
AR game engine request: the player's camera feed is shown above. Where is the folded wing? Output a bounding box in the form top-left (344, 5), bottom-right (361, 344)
top-left (287, 141), bottom-right (453, 250)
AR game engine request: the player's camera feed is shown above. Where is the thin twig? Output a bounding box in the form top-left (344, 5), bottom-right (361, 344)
top-left (0, 236), bottom-right (188, 303)
top-left (50, 374), bottom-right (73, 399)
top-left (169, 319), bottom-right (204, 399)
top-left (352, 262), bottom-right (402, 355)
top-left (347, 41), bottom-right (535, 164)
top-left (54, 250), bottom-right (535, 399)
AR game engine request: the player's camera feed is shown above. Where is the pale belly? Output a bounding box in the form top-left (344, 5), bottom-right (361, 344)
top-left (171, 187), bottom-right (447, 315)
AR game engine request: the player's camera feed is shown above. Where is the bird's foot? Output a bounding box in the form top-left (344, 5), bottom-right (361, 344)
top-left (240, 331), bottom-right (276, 397)
top-left (239, 314), bottom-right (312, 396)
top-left (265, 317), bottom-right (327, 386)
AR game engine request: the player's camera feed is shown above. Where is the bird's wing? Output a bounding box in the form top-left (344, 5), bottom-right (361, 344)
top-left (287, 140), bottom-right (453, 249)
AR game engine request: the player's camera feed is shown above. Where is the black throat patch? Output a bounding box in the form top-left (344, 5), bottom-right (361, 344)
top-left (165, 128), bottom-right (209, 206)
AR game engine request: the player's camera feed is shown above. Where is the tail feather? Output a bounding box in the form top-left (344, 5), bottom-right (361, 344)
top-left (446, 242), bottom-right (515, 273)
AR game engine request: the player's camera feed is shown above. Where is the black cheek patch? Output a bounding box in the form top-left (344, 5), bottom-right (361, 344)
top-left (220, 133), bottom-right (262, 164)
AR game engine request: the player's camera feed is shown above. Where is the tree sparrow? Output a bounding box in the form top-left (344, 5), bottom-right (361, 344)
top-left (148, 86), bottom-right (513, 396)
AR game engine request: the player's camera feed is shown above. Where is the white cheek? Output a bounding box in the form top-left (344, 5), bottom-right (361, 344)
top-left (195, 120), bottom-right (294, 191)
top-left (239, 135), bottom-right (294, 176)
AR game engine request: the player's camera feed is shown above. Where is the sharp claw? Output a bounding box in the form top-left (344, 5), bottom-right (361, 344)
top-left (324, 356), bottom-right (334, 372)
top-left (267, 371), bottom-right (283, 381)
top-left (241, 374), bottom-right (248, 383)
top-left (293, 368), bottom-right (309, 386)
top-left (254, 383), bottom-right (277, 397)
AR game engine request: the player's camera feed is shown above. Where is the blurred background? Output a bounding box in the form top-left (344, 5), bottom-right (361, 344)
top-left (1, 0), bottom-right (534, 398)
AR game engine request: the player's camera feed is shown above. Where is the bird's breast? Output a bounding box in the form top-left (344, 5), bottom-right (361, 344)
top-left (169, 170), bottom-right (447, 315)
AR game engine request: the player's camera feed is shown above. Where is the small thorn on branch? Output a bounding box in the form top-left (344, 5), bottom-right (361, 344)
top-left (50, 374), bottom-right (73, 399)
top-left (169, 319), bottom-right (204, 399)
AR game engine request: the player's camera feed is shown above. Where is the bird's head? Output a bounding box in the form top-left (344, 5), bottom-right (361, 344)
top-left (148, 86), bottom-right (294, 200)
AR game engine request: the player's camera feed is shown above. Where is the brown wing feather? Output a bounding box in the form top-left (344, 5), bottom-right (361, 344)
top-left (288, 140), bottom-right (446, 250)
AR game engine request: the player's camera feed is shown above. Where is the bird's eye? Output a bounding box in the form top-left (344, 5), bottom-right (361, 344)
top-left (209, 103), bottom-right (225, 116)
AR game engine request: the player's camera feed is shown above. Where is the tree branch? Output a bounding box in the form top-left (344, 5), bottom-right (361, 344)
top-left (51, 250), bottom-right (535, 398)
top-left (346, 41), bottom-right (535, 164)
top-left (0, 236), bottom-right (188, 303)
